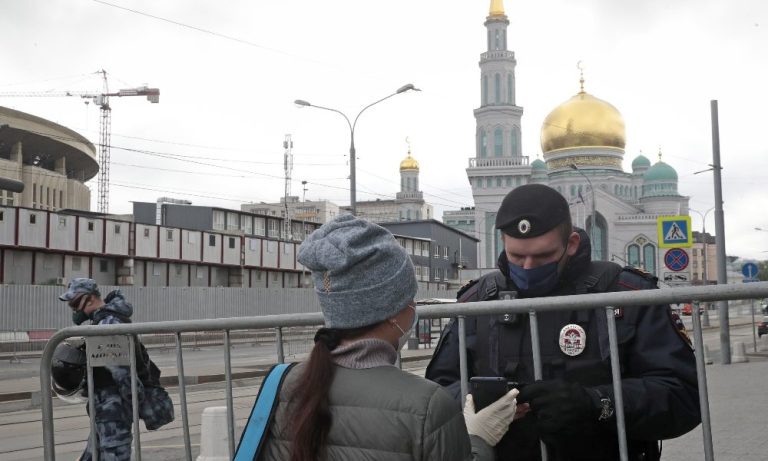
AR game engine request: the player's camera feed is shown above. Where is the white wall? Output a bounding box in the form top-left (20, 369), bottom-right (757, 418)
top-left (181, 230), bottom-right (202, 262)
top-left (202, 233), bottom-right (221, 263)
top-left (48, 214), bottom-right (76, 251)
top-left (262, 240), bottom-right (279, 268)
top-left (104, 220), bottom-right (130, 255)
top-left (78, 217), bottom-right (103, 253)
top-left (17, 209), bottom-right (46, 247)
top-left (0, 207), bottom-right (15, 245)
top-left (159, 227), bottom-right (181, 260)
top-left (135, 224), bottom-right (158, 258)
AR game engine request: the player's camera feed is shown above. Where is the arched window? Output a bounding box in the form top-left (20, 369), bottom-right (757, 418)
top-left (480, 130), bottom-right (487, 157)
top-left (587, 213), bottom-right (608, 261)
top-left (494, 127), bottom-right (503, 156)
top-left (482, 76), bottom-right (488, 105)
top-left (494, 30), bottom-right (500, 50)
top-left (494, 74), bottom-right (501, 104)
top-left (510, 126), bottom-right (519, 156)
top-left (407, 209), bottom-right (412, 220)
top-left (627, 244), bottom-right (641, 267)
top-left (643, 243), bottom-right (656, 274)
top-left (507, 74), bottom-right (513, 104)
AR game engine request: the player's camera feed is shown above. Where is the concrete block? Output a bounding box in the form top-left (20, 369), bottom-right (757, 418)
top-left (758, 335), bottom-right (768, 352)
top-left (703, 345), bottom-right (713, 365)
top-left (196, 406), bottom-right (230, 461)
top-left (731, 341), bottom-right (748, 363)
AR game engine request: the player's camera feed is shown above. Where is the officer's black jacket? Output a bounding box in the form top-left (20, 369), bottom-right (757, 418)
top-left (425, 229), bottom-right (701, 461)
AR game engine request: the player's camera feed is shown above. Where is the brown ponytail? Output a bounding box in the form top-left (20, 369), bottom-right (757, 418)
top-left (288, 326), bottom-right (370, 461)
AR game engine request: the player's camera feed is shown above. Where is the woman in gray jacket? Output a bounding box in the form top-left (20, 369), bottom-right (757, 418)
top-left (257, 215), bottom-right (517, 461)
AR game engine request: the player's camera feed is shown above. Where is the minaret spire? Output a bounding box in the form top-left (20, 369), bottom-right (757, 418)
top-left (577, 60), bottom-right (586, 93)
top-left (489, 0), bottom-right (505, 17)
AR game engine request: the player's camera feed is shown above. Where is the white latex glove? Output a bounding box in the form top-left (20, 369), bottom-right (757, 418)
top-left (463, 389), bottom-right (518, 446)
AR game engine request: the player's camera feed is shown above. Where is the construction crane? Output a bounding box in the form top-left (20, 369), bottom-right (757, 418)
top-left (283, 134), bottom-right (294, 240)
top-left (0, 70), bottom-right (159, 213)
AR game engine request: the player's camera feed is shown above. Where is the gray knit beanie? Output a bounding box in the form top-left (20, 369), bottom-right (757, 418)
top-left (298, 214), bottom-right (418, 329)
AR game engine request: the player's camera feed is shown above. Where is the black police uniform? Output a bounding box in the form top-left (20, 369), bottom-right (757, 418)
top-left (425, 229), bottom-right (701, 461)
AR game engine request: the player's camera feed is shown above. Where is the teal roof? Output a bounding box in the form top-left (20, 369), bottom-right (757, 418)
top-left (531, 158), bottom-right (546, 171)
top-left (631, 154), bottom-right (651, 170)
top-left (643, 161), bottom-right (678, 181)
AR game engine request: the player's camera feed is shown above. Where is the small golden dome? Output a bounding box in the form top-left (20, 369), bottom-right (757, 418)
top-left (489, 0), bottom-right (505, 17)
top-left (540, 91), bottom-right (626, 155)
top-left (400, 153), bottom-right (419, 171)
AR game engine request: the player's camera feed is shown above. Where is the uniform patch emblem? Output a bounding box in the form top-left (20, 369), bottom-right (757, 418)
top-left (559, 324), bottom-right (586, 356)
top-left (518, 219), bottom-right (531, 235)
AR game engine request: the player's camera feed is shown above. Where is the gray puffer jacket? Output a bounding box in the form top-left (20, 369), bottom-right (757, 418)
top-left (259, 343), bottom-right (494, 460)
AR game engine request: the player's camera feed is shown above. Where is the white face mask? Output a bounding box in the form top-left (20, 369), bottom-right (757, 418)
top-left (394, 305), bottom-right (418, 351)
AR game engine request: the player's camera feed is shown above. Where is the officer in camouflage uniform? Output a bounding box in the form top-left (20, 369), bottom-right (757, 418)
top-left (59, 278), bottom-right (142, 461)
top-left (426, 185), bottom-right (700, 460)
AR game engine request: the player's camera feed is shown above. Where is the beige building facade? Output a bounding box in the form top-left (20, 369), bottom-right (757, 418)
top-left (0, 106), bottom-right (96, 211)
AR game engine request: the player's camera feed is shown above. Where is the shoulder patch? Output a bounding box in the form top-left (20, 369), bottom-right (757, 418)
top-left (669, 310), bottom-right (693, 349)
top-left (617, 266), bottom-right (658, 291)
top-left (456, 279), bottom-right (479, 301)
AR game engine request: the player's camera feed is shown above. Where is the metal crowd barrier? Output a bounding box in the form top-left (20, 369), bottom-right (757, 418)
top-left (38, 281), bottom-right (768, 461)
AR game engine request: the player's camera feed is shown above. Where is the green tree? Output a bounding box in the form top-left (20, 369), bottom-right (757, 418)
top-left (758, 260), bottom-right (768, 281)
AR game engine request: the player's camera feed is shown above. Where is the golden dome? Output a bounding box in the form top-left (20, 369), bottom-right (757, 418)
top-left (400, 153), bottom-right (419, 171)
top-left (540, 91), bottom-right (626, 155)
top-left (489, 0), bottom-right (505, 17)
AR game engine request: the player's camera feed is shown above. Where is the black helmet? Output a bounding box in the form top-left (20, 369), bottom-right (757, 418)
top-left (51, 341), bottom-right (87, 403)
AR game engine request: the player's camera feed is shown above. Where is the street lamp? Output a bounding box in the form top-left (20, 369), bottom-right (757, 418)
top-left (570, 164), bottom-right (597, 259)
top-left (691, 208), bottom-right (715, 286)
top-left (294, 83), bottom-right (420, 216)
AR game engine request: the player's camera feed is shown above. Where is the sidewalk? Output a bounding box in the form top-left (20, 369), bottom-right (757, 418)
top-left (662, 355), bottom-right (768, 461)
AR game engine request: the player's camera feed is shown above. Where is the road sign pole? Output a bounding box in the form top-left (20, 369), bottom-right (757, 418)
top-left (711, 100), bottom-right (730, 365)
top-left (752, 298), bottom-right (757, 353)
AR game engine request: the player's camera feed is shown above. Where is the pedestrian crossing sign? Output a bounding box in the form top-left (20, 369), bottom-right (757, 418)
top-left (657, 216), bottom-right (693, 248)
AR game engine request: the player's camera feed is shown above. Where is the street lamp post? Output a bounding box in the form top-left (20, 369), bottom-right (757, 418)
top-left (294, 83), bottom-right (420, 216)
top-left (570, 164), bottom-right (597, 259)
top-left (691, 207), bottom-right (715, 326)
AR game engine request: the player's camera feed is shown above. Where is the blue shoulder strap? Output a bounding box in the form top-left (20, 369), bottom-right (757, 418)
top-left (234, 362), bottom-right (295, 461)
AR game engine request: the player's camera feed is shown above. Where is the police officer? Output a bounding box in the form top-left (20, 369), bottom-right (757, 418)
top-left (425, 184), bottom-right (700, 460)
top-left (59, 278), bottom-right (142, 461)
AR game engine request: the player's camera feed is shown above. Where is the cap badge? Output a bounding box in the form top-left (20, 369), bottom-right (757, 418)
top-left (559, 323), bottom-right (586, 356)
top-left (517, 219), bottom-right (531, 235)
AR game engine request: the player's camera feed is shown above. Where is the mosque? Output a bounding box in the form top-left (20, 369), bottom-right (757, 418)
top-left (444, 0), bottom-right (689, 275)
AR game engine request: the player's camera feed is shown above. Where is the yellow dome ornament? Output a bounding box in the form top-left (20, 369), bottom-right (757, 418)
top-left (540, 62), bottom-right (626, 156)
top-left (400, 137), bottom-right (419, 171)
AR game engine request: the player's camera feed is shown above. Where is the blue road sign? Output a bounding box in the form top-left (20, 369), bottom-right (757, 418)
top-left (742, 262), bottom-right (759, 280)
top-left (658, 216), bottom-right (693, 248)
top-left (664, 248), bottom-right (689, 272)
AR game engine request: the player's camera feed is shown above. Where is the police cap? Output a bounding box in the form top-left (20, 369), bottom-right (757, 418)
top-left (495, 184), bottom-right (571, 238)
top-left (58, 278), bottom-right (100, 302)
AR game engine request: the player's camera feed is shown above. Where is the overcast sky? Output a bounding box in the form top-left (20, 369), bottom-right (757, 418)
top-left (1, 0), bottom-right (767, 260)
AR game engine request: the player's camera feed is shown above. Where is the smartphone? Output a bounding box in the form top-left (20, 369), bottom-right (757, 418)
top-left (470, 377), bottom-right (527, 411)
top-left (470, 377), bottom-right (509, 411)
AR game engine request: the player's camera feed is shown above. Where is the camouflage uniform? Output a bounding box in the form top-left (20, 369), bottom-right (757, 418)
top-left (60, 279), bottom-right (143, 461)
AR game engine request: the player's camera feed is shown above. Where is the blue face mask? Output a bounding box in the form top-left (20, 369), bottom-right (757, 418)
top-left (507, 249), bottom-right (567, 297)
